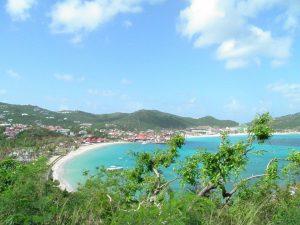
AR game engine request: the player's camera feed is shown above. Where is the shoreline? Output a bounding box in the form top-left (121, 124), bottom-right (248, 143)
top-left (52, 132), bottom-right (300, 192)
top-left (185, 133), bottom-right (247, 138)
top-left (52, 142), bottom-right (129, 192)
top-left (185, 132), bottom-right (300, 139)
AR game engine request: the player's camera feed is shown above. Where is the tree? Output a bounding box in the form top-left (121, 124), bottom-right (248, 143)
top-left (0, 158), bottom-right (22, 193)
top-left (2, 112), bottom-right (300, 224)
top-left (0, 158), bottom-right (67, 224)
top-left (177, 112), bottom-right (297, 202)
top-left (123, 135), bottom-right (184, 205)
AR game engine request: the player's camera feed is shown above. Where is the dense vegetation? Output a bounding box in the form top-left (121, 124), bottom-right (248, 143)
top-left (0, 113), bottom-right (300, 224)
top-left (110, 110), bottom-right (239, 130)
top-left (0, 102), bottom-right (238, 130)
top-left (4, 101), bottom-right (300, 131)
top-left (0, 128), bottom-right (76, 160)
top-left (273, 112), bottom-right (300, 131)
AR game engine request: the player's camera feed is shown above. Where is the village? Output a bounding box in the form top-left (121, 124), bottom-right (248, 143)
top-left (0, 121), bottom-right (244, 143)
top-left (0, 110), bottom-right (245, 163)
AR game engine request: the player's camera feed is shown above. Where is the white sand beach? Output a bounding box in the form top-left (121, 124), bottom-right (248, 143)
top-left (274, 132), bottom-right (300, 135)
top-left (52, 142), bottom-right (128, 192)
top-left (185, 133), bottom-right (247, 138)
top-left (186, 132), bottom-right (300, 139)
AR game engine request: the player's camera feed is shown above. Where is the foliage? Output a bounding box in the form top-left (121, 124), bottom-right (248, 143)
top-left (177, 113), bottom-right (276, 200)
top-left (111, 193), bottom-right (216, 225)
top-left (0, 102), bottom-right (238, 131)
top-left (0, 158), bottom-right (22, 193)
top-left (0, 127), bottom-right (6, 140)
top-left (272, 191), bottom-right (300, 225)
top-left (179, 133), bottom-right (250, 186)
top-left (117, 135), bottom-right (185, 204)
top-left (0, 127), bottom-right (76, 159)
top-left (273, 112), bottom-right (300, 131)
top-left (248, 112), bottom-right (273, 142)
top-left (0, 158), bottom-right (67, 225)
top-left (0, 113), bottom-right (300, 224)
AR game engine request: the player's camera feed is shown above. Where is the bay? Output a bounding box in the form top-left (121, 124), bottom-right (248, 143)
top-left (63, 134), bottom-right (300, 190)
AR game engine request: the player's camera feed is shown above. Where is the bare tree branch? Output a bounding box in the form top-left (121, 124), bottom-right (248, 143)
top-left (106, 194), bottom-right (114, 212)
top-left (198, 183), bottom-right (216, 197)
top-left (159, 177), bottom-right (180, 191)
top-left (121, 200), bottom-right (146, 212)
top-left (134, 200), bottom-right (145, 212)
top-left (245, 146), bottom-right (255, 155)
top-left (153, 168), bottom-right (160, 179)
top-left (106, 194), bottom-right (112, 203)
top-left (222, 157), bottom-right (293, 203)
top-left (266, 158), bottom-right (287, 171)
top-left (153, 177), bottom-right (180, 197)
top-left (228, 174), bottom-right (267, 197)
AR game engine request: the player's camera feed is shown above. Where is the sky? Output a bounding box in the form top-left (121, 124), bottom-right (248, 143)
top-left (0, 0), bottom-right (300, 123)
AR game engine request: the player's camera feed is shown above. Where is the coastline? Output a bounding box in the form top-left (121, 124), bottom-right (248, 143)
top-left (185, 132), bottom-right (300, 139)
top-left (52, 132), bottom-right (300, 192)
top-left (185, 133), bottom-right (247, 138)
top-left (52, 142), bottom-right (128, 192)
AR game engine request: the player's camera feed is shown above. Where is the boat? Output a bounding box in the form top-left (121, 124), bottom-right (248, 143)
top-left (106, 165), bottom-right (124, 171)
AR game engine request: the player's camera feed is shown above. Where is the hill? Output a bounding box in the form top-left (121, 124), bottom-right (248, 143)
top-left (196, 116), bottom-right (239, 128)
top-left (273, 113), bottom-right (300, 130)
top-left (0, 102), bottom-right (239, 130)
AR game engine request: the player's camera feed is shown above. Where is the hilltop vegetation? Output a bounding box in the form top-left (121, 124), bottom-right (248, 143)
top-left (0, 102), bottom-right (238, 130)
top-left (0, 127), bottom-right (77, 160)
top-left (0, 113), bottom-right (300, 224)
top-left (109, 110), bottom-right (239, 130)
top-left (274, 113), bottom-right (300, 131)
top-left (0, 103), bottom-right (74, 128)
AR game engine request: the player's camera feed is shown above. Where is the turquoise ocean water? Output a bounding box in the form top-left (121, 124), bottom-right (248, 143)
top-left (62, 135), bottom-right (300, 190)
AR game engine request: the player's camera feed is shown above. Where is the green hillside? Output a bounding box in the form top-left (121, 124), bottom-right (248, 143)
top-left (113, 110), bottom-right (194, 130)
top-left (273, 113), bottom-right (300, 130)
top-left (196, 116), bottom-right (238, 127)
top-left (0, 102), bottom-right (238, 130)
top-left (0, 102), bottom-right (72, 127)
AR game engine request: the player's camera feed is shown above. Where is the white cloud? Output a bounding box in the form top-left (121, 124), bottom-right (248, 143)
top-left (5, 0), bottom-right (37, 21)
top-left (54, 73), bottom-right (74, 82)
top-left (121, 78), bottom-right (132, 85)
top-left (49, 0), bottom-right (164, 42)
top-left (268, 82), bottom-right (300, 103)
top-left (6, 69), bottom-right (22, 80)
top-left (50, 0), bottom-right (107, 34)
top-left (178, 0), bottom-right (299, 69)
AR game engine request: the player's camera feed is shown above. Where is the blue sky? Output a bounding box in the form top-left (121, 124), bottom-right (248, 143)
top-left (0, 0), bottom-right (300, 123)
